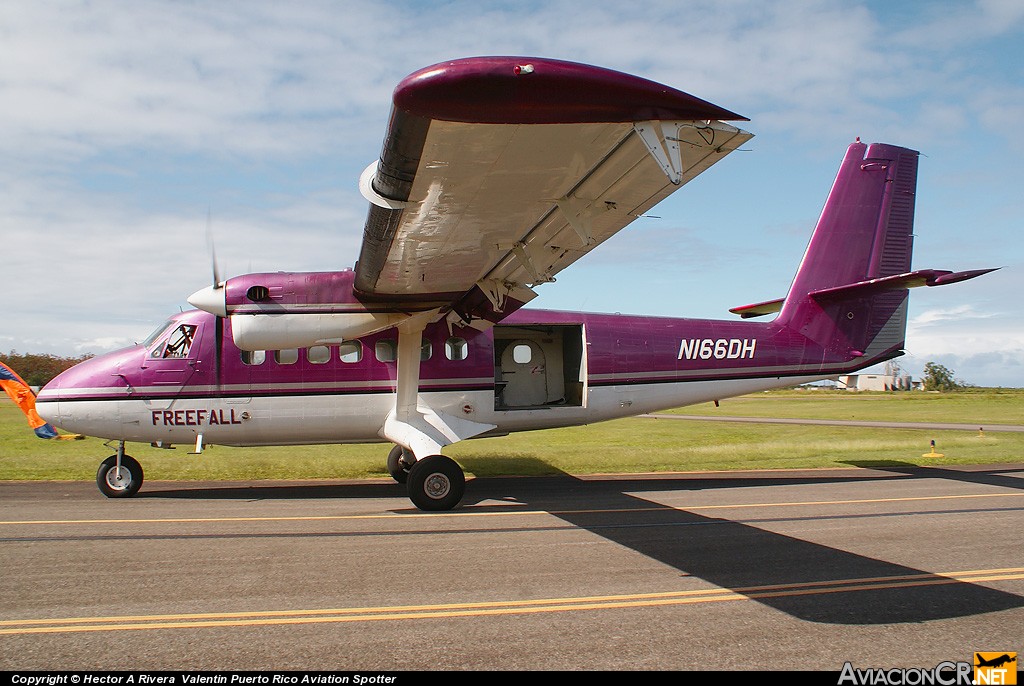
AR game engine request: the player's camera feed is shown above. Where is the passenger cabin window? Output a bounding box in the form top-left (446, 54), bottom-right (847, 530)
top-left (241, 350), bottom-right (266, 366)
top-left (275, 349), bottom-right (298, 365)
top-left (152, 324), bottom-right (198, 359)
top-left (375, 340), bottom-right (397, 362)
top-left (445, 337), bottom-right (468, 361)
top-left (512, 344), bottom-right (532, 364)
top-left (339, 341), bottom-right (362, 363)
top-left (420, 341), bottom-right (432, 361)
top-left (307, 346), bottom-right (330, 364)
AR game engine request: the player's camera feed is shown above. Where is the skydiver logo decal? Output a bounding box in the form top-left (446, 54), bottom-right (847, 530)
top-left (678, 338), bottom-right (757, 361)
top-left (151, 409), bottom-right (246, 426)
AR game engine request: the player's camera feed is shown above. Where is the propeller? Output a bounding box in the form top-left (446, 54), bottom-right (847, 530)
top-left (189, 211), bottom-right (228, 315)
top-left (206, 208), bottom-right (223, 289)
top-left (204, 210), bottom-right (224, 393)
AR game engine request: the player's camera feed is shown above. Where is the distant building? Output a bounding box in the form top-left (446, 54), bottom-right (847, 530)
top-left (837, 374), bottom-right (914, 391)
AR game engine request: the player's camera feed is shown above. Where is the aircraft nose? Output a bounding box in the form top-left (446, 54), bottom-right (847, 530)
top-left (187, 284), bottom-right (227, 317)
top-left (35, 386), bottom-right (59, 426)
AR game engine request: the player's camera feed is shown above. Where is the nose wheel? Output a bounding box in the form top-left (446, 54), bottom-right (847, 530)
top-left (406, 454), bottom-right (465, 511)
top-left (96, 454), bottom-right (144, 498)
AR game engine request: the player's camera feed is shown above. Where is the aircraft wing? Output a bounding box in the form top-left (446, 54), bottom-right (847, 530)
top-left (353, 57), bottom-right (752, 326)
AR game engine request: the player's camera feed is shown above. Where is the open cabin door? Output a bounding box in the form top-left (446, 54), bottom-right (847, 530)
top-left (493, 324), bottom-right (586, 410)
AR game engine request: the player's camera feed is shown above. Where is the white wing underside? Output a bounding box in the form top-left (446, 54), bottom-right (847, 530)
top-left (360, 119), bottom-right (752, 306)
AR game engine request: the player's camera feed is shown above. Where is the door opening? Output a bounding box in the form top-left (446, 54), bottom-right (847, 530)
top-left (493, 324), bottom-right (585, 410)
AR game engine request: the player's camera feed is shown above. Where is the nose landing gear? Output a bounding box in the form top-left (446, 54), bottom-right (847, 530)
top-left (96, 448), bottom-right (144, 498)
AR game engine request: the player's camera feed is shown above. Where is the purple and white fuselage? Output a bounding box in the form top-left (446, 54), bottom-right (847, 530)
top-left (35, 57), bottom-right (991, 510)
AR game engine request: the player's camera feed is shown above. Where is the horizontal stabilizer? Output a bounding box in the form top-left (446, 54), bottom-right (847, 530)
top-left (809, 268), bottom-right (998, 302)
top-left (729, 298), bottom-right (784, 319)
top-left (731, 268), bottom-right (996, 319)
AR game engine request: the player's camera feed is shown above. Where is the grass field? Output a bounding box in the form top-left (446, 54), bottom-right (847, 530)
top-left (1, 388), bottom-right (1021, 482)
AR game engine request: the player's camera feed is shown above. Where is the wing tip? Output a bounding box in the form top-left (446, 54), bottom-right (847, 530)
top-left (394, 56), bottom-right (747, 124)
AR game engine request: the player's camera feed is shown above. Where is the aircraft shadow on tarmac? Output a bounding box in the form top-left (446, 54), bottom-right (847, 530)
top-left (142, 460), bottom-right (1024, 626)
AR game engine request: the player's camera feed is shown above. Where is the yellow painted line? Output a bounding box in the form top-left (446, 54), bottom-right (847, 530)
top-left (0, 491), bottom-right (1021, 526)
top-left (2, 567), bottom-right (1022, 635)
top-left (683, 491), bottom-right (1024, 510)
top-left (0, 514), bottom-right (408, 526)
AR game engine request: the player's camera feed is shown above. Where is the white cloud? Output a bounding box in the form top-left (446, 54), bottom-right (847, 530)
top-left (910, 305), bottom-right (1000, 327)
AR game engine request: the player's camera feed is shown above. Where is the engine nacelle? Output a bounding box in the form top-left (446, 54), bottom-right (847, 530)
top-left (187, 270), bottom-right (436, 351)
top-left (230, 311), bottom-right (410, 351)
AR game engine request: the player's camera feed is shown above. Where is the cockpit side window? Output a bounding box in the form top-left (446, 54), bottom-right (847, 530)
top-left (151, 324), bottom-right (199, 359)
top-left (143, 321), bottom-right (174, 349)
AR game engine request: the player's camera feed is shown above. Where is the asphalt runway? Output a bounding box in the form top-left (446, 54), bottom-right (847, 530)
top-left (2, 464), bottom-right (1023, 671)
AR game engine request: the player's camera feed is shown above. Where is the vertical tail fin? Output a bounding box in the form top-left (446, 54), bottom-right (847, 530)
top-left (777, 141), bottom-right (920, 360)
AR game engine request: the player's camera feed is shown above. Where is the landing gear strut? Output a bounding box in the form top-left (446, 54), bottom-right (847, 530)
top-left (406, 454), bottom-right (465, 511)
top-left (382, 316), bottom-right (483, 511)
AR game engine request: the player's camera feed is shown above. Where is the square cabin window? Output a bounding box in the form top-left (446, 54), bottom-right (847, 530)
top-left (308, 345), bottom-right (330, 364)
top-left (375, 339), bottom-right (397, 362)
top-left (339, 341), bottom-right (362, 363)
top-left (512, 343), bottom-right (533, 364)
top-left (241, 350), bottom-right (266, 366)
top-left (445, 337), bottom-right (468, 361)
top-left (275, 349), bottom-right (298, 365)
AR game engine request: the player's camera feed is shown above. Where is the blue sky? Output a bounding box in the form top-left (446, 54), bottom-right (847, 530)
top-left (1, 0), bottom-right (1021, 386)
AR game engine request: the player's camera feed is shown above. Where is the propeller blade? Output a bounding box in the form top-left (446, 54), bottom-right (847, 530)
top-left (206, 208), bottom-right (223, 288)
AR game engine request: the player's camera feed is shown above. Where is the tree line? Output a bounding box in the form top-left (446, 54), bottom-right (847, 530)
top-left (921, 362), bottom-right (967, 391)
top-left (0, 351), bottom-right (94, 387)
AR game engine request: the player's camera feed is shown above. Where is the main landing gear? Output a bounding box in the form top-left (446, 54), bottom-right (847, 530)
top-left (386, 445), bottom-right (414, 484)
top-left (389, 447), bottom-right (466, 511)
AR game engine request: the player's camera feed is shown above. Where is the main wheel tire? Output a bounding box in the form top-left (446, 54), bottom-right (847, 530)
top-left (407, 455), bottom-right (465, 511)
top-left (96, 454), bottom-right (144, 498)
top-left (386, 445), bottom-right (414, 484)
